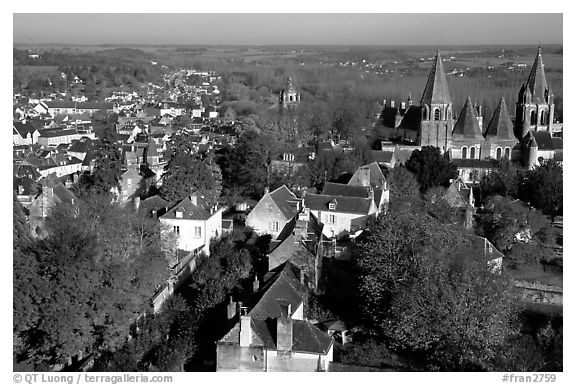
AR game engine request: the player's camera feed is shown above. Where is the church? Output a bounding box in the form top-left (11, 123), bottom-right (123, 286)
top-left (374, 47), bottom-right (562, 169)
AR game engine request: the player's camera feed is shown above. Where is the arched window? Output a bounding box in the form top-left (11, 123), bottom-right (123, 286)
top-left (446, 106), bottom-right (452, 120)
top-left (470, 146), bottom-right (476, 159)
top-left (423, 106), bottom-right (429, 120)
top-left (462, 147), bottom-right (468, 159)
top-left (434, 108), bottom-right (441, 121)
top-left (496, 147), bottom-right (502, 160)
top-left (540, 110), bottom-right (545, 125)
top-left (541, 111), bottom-right (548, 125)
top-left (530, 110), bottom-right (537, 125)
top-left (504, 147), bottom-right (511, 160)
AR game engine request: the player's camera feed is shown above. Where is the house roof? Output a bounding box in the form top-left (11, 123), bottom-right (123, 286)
top-left (13, 121), bottom-right (39, 137)
top-left (304, 193), bottom-right (373, 215)
top-left (452, 97), bottom-right (484, 139)
top-left (139, 195), bottom-right (169, 216)
top-left (551, 137), bottom-right (563, 150)
top-left (398, 105), bottom-right (423, 131)
top-left (161, 195), bottom-right (217, 221)
top-left (420, 49), bottom-right (452, 106)
top-left (45, 101), bottom-right (113, 110)
top-left (268, 185), bottom-right (299, 220)
top-left (322, 182), bottom-right (371, 198)
top-left (452, 158), bottom-right (499, 169)
top-left (484, 97), bottom-right (515, 140)
top-left (465, 234), bottom-right (504, 262)
top-left (371, 150), bottom-right (394, 164)
top-left (532, 131), bottom-right (555, 151)
top-left (53, 184), bottom-right (75, 204)
top-left (348, 162), bottom-right (387, 189)
top-left (220, 316), bottom-right (333, 355)
top-left (39, 128), bottom-right (79, 138)
top-left (247, 263), bottom-right (305, 319)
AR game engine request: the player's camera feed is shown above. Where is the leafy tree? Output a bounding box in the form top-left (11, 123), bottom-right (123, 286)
top-left (520, 160), bottom-right (563, 218)
top-left (356, 210), bottom-right (516, 370)
top-left (479, 159), bottom-right (524, 202)
top-left (405, 146), bottom-right (457, 193)
top-left (386, 165), bottom-right (421, 212)
top-left (475, 196), bottom-right (548, 252)
top-left (79, 126), bottom-right (122, 196)
top-left (160, 132), bottom-right (222, 204)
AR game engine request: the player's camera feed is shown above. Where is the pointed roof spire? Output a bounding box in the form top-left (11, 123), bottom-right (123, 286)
top-left (420, 48), bottom-right (452, 106)
top-left (526, 46), bottom-right (548, 102)
top-left (484, 97), bottom-right (515, 140)
top-left (452, 97), bottom-right (483, 139)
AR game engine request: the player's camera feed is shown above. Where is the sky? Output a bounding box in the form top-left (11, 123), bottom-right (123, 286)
top-left (13, 13), bottom-right (563, 46)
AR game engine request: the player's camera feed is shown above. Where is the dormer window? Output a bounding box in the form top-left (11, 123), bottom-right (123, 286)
top-left (175, 209), bottom-right (184, 218)
top-left (328, 199), bottom-right (337, 210)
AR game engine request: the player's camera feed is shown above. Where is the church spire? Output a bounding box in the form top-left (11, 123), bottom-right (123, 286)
top-left (484, 97), bottom-right (515, 140)
top-left (452, 97), bottom-right (483, 139)
top-left (420, 48), bottom-right (452, 106)
top-left (526, 45), bottom-right (548, 103)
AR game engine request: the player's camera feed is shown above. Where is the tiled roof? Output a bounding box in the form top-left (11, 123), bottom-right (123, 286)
top-left (452, 158), bottom-right (499, 169)
top-left (304, 193), bottom-right (373, 215)
top-left (219, 317), bottom-right (333, 355)
top-left (139, 195), bottom-right (169, 216)
top-left (533, 131), bottom-right (555, 151)
top-left (348, 162), bottom-right (387, 189)
top-left (162, 195), bottom-right (217, 221)
top-left (420, 49), bottom-right (452, 106)
top-left (268, 185), bottom-right (299, 221)
top-left (39, 128), bottom-right (79, 138)
top-left (322, 182), bottom-right (371, 198)
top-left (248, 262), bottom-right (305, 319)
top-left (551, 137), bottom-right (563, 150)
top-left (13, 121), bottom-right (39, 137)
top-left (452, 98), bottom-right (483, 139)
top-left (371, 150), bottom-right (394, 164)
top-left (45, 101), bottom-right (113, 110)
top-left (484, 97), bottom-right (515, 140)
top-left (398, 105), bottom-right (422, 131)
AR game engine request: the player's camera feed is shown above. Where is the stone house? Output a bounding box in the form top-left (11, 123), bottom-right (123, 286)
top-left (159, 194), bottom-right (223, 256)
top-left (246, 185), bottom-right (301, 240)
top-left (217, 262), bottom-right (334, 372)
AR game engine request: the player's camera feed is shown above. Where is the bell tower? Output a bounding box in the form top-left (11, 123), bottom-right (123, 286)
top-left (419, 48), bottom-right (454, 151)
top-left (279, 75), bottom-right (300, 110)
top-left (515, 46), bottom-right (555, 139)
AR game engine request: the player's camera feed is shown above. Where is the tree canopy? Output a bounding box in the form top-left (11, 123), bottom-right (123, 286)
top-left (355, 209), bottom-right (517, 370)
top-left (405, 146), bottom-right (458, 193)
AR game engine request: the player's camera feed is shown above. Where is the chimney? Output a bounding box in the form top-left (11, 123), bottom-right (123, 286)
top-left (239, 315), bottom-right (252, 347)
top-left (226, 296), bottom-right (237, 320)
top-left (390, 100), bottom-right (395, 108)
top-left (252, 276), bottom-right (260, 292)
top-left (263, 186), bottom-right (270, 196)
top-left (276, 302), bottom-right (293, 352)
top-left (18, 185), bottom-right (24, 195)
top-left (190, 194), bottom-right (197, 205)
top-left (134, 196), bottom-right (141, 212)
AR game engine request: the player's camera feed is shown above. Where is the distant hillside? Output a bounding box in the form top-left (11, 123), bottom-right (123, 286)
top-left (97, 47), bottom-right (152, 59)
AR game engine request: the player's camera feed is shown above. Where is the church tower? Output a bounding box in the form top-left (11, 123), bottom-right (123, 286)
top-left (279, 75), bottom-right (301, 110)
top-left (515, 46), bottom-right (555, 139)
top-left (419, 48), bottom-right (454, 151)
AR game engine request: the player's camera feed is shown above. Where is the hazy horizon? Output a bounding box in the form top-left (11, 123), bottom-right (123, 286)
top-left (14, 13), bottom-right (563, 46)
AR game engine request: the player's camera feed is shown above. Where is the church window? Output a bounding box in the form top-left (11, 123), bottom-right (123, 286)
top-left (470, 147), bottom-right (476, 159)
top-left (434, 108), bottom-right (441, 121)
top-left (530, 110), bottom-right (537, 125)
top-left (504, 147), bottom-right (511, 160)
top-left (496, 147), bottom-right (502, 160)
top-left (423, 106), bottom-right (429, 120)
top-left (540, 111), bottom-right (547, 125)
top-left (462, 147), bottom-right (468, 159)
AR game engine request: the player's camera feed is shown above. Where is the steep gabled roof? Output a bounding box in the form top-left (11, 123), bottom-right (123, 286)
top-left (526, 46), bottom-right (549, 103)
top-left (268, 185), bottom-right (299, 220)
top-left (248, 262), bottom-right (305, 319)
top-left (348, 162), bottom-right (387, 189)
top-left (484, 97), bottom-right (515, 140)
top-left (452, 97), bottom-right (483, 139)
top-left (420, 49), bottom-right (452, 106)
